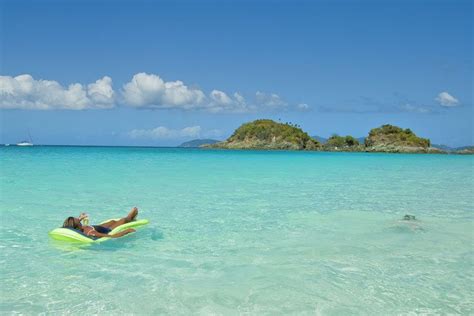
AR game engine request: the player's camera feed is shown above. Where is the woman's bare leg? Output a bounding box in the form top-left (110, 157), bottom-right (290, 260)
top-left (100, 207), bottom-right (138, 229)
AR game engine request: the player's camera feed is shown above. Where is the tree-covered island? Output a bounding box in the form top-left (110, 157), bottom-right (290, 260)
top-left (206, 119), bottom-right (459, 153)
top-left (207, 119), bottom-right (320, 150)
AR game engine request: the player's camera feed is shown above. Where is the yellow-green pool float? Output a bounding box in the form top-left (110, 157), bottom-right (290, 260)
top-left (48, 218), bottom-right (149, 243)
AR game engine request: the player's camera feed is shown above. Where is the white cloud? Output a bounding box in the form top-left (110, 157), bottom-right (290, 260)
top-left (400, 103), bottom-right (431, 114)
top-left (128, 126), bottom-right (202, 139)
top-left (435, 92), bottom-right (459, 107)
top-left (209, 90), bottom-right (233, 106)
top-left (296, 103), bottom-right (310, 111)
top-left (121, 73), bottom-right (255, 113)
top-left (121, 73), bottom-right (206, 109)
top-left (1, 72), bottom-right (303, 113)
top-left (208, 90), bottom-right (253, 113)
top-left (87, 76), bottom-right (115, 107)
top-left (255, 91), bottom-right (287, 109)
top-left (0, 74), bottom-right (115, 110)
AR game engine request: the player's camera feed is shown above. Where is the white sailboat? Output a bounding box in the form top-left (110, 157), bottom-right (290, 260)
top-left (17, 141), bottom-right (33, 146)
top-left (17, 131), bottom-right (34, 146)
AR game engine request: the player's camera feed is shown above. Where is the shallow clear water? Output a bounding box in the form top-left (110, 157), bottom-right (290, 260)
top-left (0, 146), bottom-right (473, 315)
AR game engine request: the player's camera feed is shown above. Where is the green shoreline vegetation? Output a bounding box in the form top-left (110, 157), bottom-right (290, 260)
top-left (206, 119), bottom-right (471, 154)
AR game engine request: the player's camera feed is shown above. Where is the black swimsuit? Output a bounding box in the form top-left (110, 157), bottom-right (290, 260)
top-left (93, 225), bottom-right (112, 234)
top-left (85, 225), bottom-right (112, 236)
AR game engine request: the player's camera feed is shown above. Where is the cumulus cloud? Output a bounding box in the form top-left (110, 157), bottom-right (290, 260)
top-left (1, 72), bottom-right (304, 113)
top-left (435, 92), bottom-right (459, 107)
top-left (87, 76), bottom-right (115, 107)
top-left (255, 91), bottom-right (288, 109)
top-left (0, 74), bottom-right (115, 110)
top-left (120, 73), bottom-right (256, 113)
top-left (121, 73), bottom-right (206, 109)
top-left (208, 90), bottom-right (253, 113)
top-left (209, 90), bottom-right (233, 106)
top-left (128, 126), bottom-right (202, 139)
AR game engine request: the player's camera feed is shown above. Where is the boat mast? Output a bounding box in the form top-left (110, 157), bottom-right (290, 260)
top-left (28, 129), bottom-right (33, 143)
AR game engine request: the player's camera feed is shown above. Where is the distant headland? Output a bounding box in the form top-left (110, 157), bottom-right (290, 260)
top-left (178, 139), bottom-right (220, 148)
top-left (204, 119), bottom-right (473, 154)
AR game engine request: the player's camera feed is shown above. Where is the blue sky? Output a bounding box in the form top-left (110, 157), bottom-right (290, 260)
top-left (0, 0), bottom-right (472, 146)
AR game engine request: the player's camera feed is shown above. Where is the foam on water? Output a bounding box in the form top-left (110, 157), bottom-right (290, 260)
top-left (0, 146), bottom-right (473, 314)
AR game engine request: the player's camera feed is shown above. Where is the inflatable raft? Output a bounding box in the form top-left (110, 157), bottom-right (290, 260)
top-left (48, 218), bottom-right (149, 243)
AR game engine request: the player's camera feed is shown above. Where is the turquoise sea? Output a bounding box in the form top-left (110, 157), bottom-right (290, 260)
top-left (0, 146), bottom-right (473, 315)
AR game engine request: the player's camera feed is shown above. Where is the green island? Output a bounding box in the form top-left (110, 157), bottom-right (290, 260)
top-left (205, 119), bottom-right (469, 154)
top-left (363, 124), bottom-right (441, 153)
top-left (454, 146), bottom-right (474, 154)
top-left (207, 119), bottom-right (319, 150)
top-left (322, 135), bottom-right (363, 152)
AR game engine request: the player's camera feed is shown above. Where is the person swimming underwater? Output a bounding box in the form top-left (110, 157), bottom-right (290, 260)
top-left (62, 207), bottom-right (139, 238)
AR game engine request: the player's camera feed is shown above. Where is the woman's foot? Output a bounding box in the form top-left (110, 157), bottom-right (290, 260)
top-left (126, 207), bottom-right (138, 222)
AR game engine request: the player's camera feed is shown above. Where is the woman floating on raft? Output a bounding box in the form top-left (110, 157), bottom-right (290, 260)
top-left (62, 207), bottom-right (139, 239)
top-left (50, 207), bottom-right (149, 243)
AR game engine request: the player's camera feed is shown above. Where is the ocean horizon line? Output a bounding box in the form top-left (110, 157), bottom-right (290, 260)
top-left (1, 144), bottom-right (185, 149)
top-left (3, 144), bottom-right (474, 156)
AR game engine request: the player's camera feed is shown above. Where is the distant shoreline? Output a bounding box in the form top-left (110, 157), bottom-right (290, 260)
top-left (2, 144), bottom-right (473, 155)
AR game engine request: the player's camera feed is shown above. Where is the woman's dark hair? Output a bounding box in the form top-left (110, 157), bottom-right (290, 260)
top-left (63, 216), bottom-right (79, 229)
